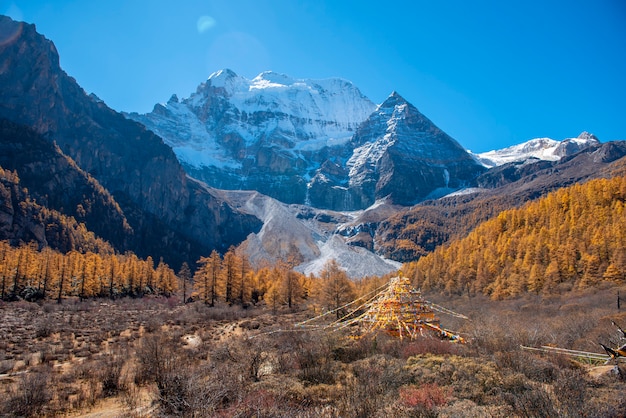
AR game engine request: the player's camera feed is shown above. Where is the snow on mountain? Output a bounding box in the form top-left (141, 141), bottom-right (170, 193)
top-left (473, 132), bottom-right (600, 168)
top-left (128, 69), bottom-right (375, 167)
top-left (128, 70), bottom-right (488, 210)
top-left (209, 187), bottom-right (400, 278)
top-left (307, 91), bottom-right (485, 209)
top-left (296, 235), bottom-right (401, 279)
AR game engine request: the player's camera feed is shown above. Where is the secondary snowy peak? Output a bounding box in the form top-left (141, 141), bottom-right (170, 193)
top-left (474, 132), bottom-right (601, 167)
top-left (201, 69), bottom-right (248, 96)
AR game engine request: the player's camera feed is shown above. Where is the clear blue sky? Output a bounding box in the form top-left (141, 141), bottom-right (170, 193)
top-left (4, 0), bottom-right (626, 152)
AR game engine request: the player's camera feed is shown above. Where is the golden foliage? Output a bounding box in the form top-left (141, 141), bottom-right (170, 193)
top-left (405, 176), bottom-right (626, 298)
top-left (0, 241), bottom-right (178, 301)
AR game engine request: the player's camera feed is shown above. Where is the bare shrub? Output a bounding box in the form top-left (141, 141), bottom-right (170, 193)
top-left (399, 337), bottom-right (461, 359)
top-left (157, 360), bottom-right (248, 417)
top-left (143, 315), bottom-right (162, 333)
top-left (221, 385), bottom-right (311, 418)
top-left (134, 334), bottom-right (178, 386)
top-left (494, 351), bottom-right (559, 383)
top-left (0, 358), bottom-right (15, 374)
top-left (336, 355), bottom-right (410, 418)
top-left (438, 399), bottom-right (510, 418)
top-left (3, 369), bottom-right (52, 417)
top-left (292, 333), bottom-right (336, 385)
top-left (399, 383), bottom-right (451, 409)
top-left (508, 384), bottom-right (557, 418)
top-left (121, 382), bottom-right (142, 413)
top-left (99, 352), bottom-right (126, 396)
top-left (82, 373), bottom-right (102, 407)
top-left (34, 316), bottom-right (54, 339)
top-left (406, 354), bottom-right (502, 404)
top-left (331, 334), bottom-right (375, 363)
top-left (156, 364), bottom-right (195, 416)
top-left (554, 368), bottom-right (588, 417)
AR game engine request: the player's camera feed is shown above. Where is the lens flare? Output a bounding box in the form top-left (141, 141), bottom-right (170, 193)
top-left (197, 15), bottom-right (216, 34)
top-left (0, 19), bottom-right (23, 47)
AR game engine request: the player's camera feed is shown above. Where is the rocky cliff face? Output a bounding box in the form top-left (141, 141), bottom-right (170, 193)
top-left (0, 16), bottom-right (261, 267)
top-left (0, 118), bottom-right (131, 250)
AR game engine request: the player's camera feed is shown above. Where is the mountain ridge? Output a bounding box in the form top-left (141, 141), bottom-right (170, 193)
top-left (129, 72), bottom-right (486, 210)
top-left (0, 16), bottom-right (261, 268)
top-left (472, 132), bottom-right (600, 168)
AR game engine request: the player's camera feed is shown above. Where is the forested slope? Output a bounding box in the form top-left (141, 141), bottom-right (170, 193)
top-left (377, 142), bottom-right (626, 262)
top-left (404, 176), bottom-right (626, 298)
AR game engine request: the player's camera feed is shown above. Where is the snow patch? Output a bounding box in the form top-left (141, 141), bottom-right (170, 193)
top-left (296, 236), bottom-right (400, 279)
top-left (473, 133), bottom-right (600, 168)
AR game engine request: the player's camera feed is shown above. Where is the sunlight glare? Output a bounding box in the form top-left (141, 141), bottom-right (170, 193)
top-left (197, 15), bottom-right (216, 34)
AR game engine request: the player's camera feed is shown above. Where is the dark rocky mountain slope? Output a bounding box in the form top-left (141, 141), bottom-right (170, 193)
top-left (0, 118), bottom-right (130, 250)
top-left (309, 92), bottom-right (486, 209)
top-left (0, 16), bottom-right (261, 267)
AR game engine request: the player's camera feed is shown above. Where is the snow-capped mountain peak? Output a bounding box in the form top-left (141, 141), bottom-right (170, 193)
top-left (126, 70), bottom-right (377, 205)
top-left (250, 71), bottom-right (297, 89)
top-left (201, 68), bottom-right (247, 96)
top-left (473, 132), bottom-right (601, 168)
top-left (127, 74), bottom-right (485, 210)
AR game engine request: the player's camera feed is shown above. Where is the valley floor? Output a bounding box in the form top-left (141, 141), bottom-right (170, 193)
top-left (1, 286), bottom-right (625, 417)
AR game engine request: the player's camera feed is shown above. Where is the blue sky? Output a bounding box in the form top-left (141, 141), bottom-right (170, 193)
top-left (4, 0), bottom-right (625, 152)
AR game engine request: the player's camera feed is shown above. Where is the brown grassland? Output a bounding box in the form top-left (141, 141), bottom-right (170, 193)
top-left (1, 284), bottom-right (625, 417)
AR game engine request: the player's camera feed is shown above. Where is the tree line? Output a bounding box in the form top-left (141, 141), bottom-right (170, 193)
top-left (193, 249), bottom-right (358, 315)
top-left (0, 239), bottom-right (362, 315)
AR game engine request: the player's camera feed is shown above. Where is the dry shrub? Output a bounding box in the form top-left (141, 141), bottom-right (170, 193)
top-left (191, 303), bottom-right (255, 323)
top-left (399, 383), bottom-right (450, 409)
top-left (2, 369), bottom-right (52, 417)
top-left (438, 399), bottom-right (511, 418)
top-left (34, 316), bottom-right (54, 338)
top-left (494, 351), bottom-right (559, 383)
top-left (553, 368), bottom-right (588, 417)
top-left (219, 385), bottom-right (309, 418)
top-left (136, 333), bottom-right (247, 416)
top-left (470, 318), bottom-right (520, 355)
top-left (292, 333), bottom-right (337, 385)
top-left (155, 364), bottom-right (196, 416)
top-left (134, 334), bottom-right (179, 386)
top-left (506, 383), bottom-right (557, 418)
top-left (336, 355), bottom-right (410, 418)
top-left (406, 354), bottom-right (502, 404)
top-left (0, 358), bottom-right (15, 374)
top-left (173, 360), bottom-right (253, 417)
top-left (98, 352), bottom-right (126, 396)
top-left (331, 336), bottom-right (374, 363)
top-left (400, 337), bottom-right (461, 359)
top-left (143, 315), bottom-right (162, 333)
top-left (121, 382), bottom-right (142, 413)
